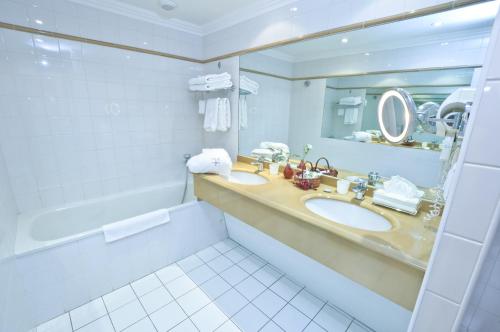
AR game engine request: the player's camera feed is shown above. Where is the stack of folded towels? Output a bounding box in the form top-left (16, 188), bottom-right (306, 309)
top-left (187, 148), bottom-right (232, 178)
top-left (240, 75), bottom-right (259, 95)
top-left (189, 72), bottom-right (232, 91)
top-left (373, 176), bottom-right (424, 215)
top-left (251, 142), bottom-right (290, 161)
top-left (339, 96), bottom-right (363, 106)
top-left (199, 98), bottom-right (231, 132)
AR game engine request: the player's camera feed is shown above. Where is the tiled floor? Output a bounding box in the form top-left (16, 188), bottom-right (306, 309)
top-left (32, 239), bottom-right (374, 332)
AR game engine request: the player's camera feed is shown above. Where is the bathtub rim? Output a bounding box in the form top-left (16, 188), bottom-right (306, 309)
top-left (15, 182), bottom-right (196, 257)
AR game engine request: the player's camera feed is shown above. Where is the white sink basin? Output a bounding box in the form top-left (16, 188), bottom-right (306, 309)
top-left (227, 171), bottom-right (268, 185)
top-left (305, 198), bottom-right (392, 232)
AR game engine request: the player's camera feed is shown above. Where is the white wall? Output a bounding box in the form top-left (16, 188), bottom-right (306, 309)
top-left (409, 8), bottom-right (500, 332)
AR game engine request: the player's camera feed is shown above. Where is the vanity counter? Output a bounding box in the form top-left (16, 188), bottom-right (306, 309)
top-left (194, 161), bottom-right (440, 310)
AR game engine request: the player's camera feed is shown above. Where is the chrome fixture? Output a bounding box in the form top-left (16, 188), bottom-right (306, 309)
top-left (251, 156), bottom-right (265, 174)
top-left (353, 180), bottom-right (368, 200)
top-left (368, 171), bottom-right (381, 186)
top-left (160, 0), bottom-right (177, 11)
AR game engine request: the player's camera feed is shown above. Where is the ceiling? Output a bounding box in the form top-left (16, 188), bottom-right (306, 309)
top-left (260, 0), bottom-right (499, 62)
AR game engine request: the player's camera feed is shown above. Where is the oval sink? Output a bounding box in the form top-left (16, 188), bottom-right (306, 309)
top-left (305, 198), bottom-right (392, 232)
top-left (227, 171), bottom-right (268, 185)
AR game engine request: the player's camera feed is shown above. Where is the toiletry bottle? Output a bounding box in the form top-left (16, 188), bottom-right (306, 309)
top-left (284, 163), bottom-right (294, 179)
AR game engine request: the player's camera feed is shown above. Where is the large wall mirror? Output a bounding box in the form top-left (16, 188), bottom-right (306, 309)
top-left (238, 1), bottom-right (498, 189)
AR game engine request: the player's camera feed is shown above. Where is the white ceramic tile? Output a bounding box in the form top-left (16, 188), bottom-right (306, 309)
top-left (270, 277), bottom-right (302, 301)
top-left (347, 321), bottom-right (373, 332)
top-left (170, 319), bottom-right (198, 332)
top-left (122, 318), bottom-right (156, 332)
top-left (225, 246), bottom-right (252, 263)
top-left (235, 276), bottom-right (266, 301)
top-left (253, 265), bottom-right (282, 287)
top-left (216, 320), bottom-right (242, 332)
top-left (260, 321), bottom-right (284, 332)
top-left (156, 264), bottom-right (185, 284)
top-left (197, 246), bottom-right (221, 262)
top-left (314, 305), bottom-right (352, 332)
top-left (103, 285), bottom-right (137, 312)
top-left (214, 288), bottom-right (249, 318)
top-left (427, 234), bottom-right (482, 303)
top-left (166, 275), bottom-right (197, 298)
top-left (274, 304), bottom-right (311, 332)
top-left (191, 303), bottom-right (229, 332)
top-left (303, 322), bottom-right (327, 332)
top-left (290, 289), bottom-right (325, 318)
top-left (178, 254), bottom-right (205, 272)
top-left (220, 265), bottom-right (249, 286)
top-left (238, 255), bottom-right (266, 274)
top-left (109, 299), bottom-right (146, 331)
top-left (70, 298), bottom-right (107, 330)
top-left (36, 313), bottom-right (72, 332)
top-left (76, 315), bottom-right (114, 332)
top-left (468, 308), bottom-right (500, 332)
top-left (213, 239), bottom-right (238, 253)
top-left (200, 275), bottom-right (232, 300)
top-left (131, 273), bottom-right (162, 297)
top-left (412, 291), bottom-right (459, 332)
top-left (253, 289), bottom-right (287, 318)
top-left (139, 286), bottom-right (174, 314)
top-left (232, 304), bottom-right (269, 332)
top-left (178, 287), bottom-right (211, 315)
top-left (207, 255), bottom-right (234, 273)
top-left (149, 301), bottom-right (187, 332)
top-left (187, 264), bottom-right (217, 285)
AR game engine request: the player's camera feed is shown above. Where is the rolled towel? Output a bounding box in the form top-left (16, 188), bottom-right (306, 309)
top-left (189, 80), bottom-right (233, 91)
top-left (189, 72), bottom-right (231, 85)
top-left (352, 131), bottom-right (372, 142)
top-left (251, 148), bottom-right (274, 160)
top-left (259, 142), bottom-right (290, 154)
top-left (187, 148), bottom-right (232, 178)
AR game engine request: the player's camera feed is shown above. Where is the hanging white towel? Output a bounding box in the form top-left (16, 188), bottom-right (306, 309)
top-left (102, 209), bottom-right (170, 243)
top-left (189, 72), bottom-right (231, 85)
top-left (189, 80), bottom-right (233, 91)
top-left (216, 98), bottom-right (231, 132)
top-left (344, 108), bottom-right (359, 124)
top-left (198, 99), bottom-right (206, 115)
top-left (204, 98), bottom-right (220, 132)
top-left (239, 97), bottom-right (248, 129)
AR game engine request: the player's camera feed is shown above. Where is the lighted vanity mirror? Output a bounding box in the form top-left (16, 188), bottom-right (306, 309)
top-left (238, 0), bottom-right (498, 188)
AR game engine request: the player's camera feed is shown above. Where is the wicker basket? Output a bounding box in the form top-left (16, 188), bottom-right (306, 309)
top-left (293, 171), bottom-right (321, 190)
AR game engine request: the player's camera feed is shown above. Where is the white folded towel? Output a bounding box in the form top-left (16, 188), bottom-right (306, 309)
top-left (102, 209), bottom-right (170, 243)
top-left (216, 98), bottom-right (231, 132)
top-left (240, 76), bottom-right (259, 95)
top-left (198, 99), bottom-right (206, 115)
top-left (344, 108), bottom-right (359, 124)
top-left (251, 148), bottom-right (274, 160)
top-left (259, 142), bottom-right (290, 154)
top-left (373, 190), bottom-right (421, 215)
top-left (339, 96), bottom-right (363, 106)
top-left (189, 80), bottom-right (233, 91)
top-left (204, 98), bottom-right (219, 132)
top-left (352, 131), bottom-right (372, 142)
top-left (239, 97), bottom-right (248, 129)
top-left (189, 72), bottom-right (231, 85)
top-left (187, 148), bottom-right (232, 178)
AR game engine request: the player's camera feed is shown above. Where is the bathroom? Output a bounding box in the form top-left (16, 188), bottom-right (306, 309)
top-left (1, 0), bottom-right (500, 331)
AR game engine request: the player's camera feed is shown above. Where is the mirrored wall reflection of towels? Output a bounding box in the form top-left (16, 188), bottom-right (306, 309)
top-left (344, 108), bottom-right (359, 124)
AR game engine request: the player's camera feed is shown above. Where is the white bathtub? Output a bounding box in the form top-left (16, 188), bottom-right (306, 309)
top-left (15, 182), bottom-right (195, 255)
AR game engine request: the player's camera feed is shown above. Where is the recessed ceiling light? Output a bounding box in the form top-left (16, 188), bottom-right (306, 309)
top-left (160, 0), bottom-right (177, 11)
top-left (364, 52), bottom-right (371, 56)
top-left (484, 86), bottom-right (491, 92)
top-left (341, 38), bottom-right (349, 43)
top-left (440, 42), bottom-right (449, 46)
top-left (290, 7), bottom-right (298, 12)
top-left (432, 21), bottom-right (443, 27)
top-left (34, 19), bottom-right (44, 25)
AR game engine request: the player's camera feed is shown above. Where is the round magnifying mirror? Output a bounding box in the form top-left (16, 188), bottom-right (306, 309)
top-left (377, 88), bottom-right (417, 144)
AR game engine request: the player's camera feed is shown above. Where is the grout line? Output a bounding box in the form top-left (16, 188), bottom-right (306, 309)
top-left (100, 297), bottom-right (118, 332)
top-left (129, 284), bottom-right (159, 332)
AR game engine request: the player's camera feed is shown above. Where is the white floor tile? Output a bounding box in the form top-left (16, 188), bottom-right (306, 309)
top-left (303, 322), bottom-right (327, 332)
top-left (188, 264), bottom-right (217, 285)
top-left (149, 301), bottom-right (187, 332)
top-left (131, 273), bottom-right (162, 297)
top-left (200, 275), bottom-right (232, 300)
top-left (232, 304), bottom-right (269, 332)
top-left (156, 264), bottom-right (185, 284)
top-left (216, 320), bottom-right (242, 332)
top-left (235, 276), bottom-right (266, 301)
top-left (36, 313), bottom-right (72, 332)
top-left (122, 318), bottom-right (156, 332)
top-left (252, 290), bottom-right (287, 318)
top-left (75, 315), bottom-right (114, 332)
top-left (139, 286), bottom-right (174, 314)
top-left (109, 299), bottom-right (146, 331)
top-left (220, 265), bottom-right (249, 286)
top-left (253, 265), bottom-right (282, 287)
top-left (207, 255), bottom-right (234, 273)
top-left (170, 319), bottom-right (198, 332)
top-left (178, 254), bottom-right (205, 272)
top-left (70, 298), bottom-right (108, 330)
top-left (103, 285), bottom-right (137, 312)
top-left (166, 275), bottom-right (197, 298)
top-left (260, 321), bottom-right (284, 332)
top-left (178, 287), bottom-right (211, 315)
top-left (290, 289), bottom-right (325, 318)
top-left (273, 304), bottom-right (311, 332)
top-left (225, 246), bottom-right (251, 263)
top-left (238, 255), bottom-right (266, 274)
top-left (314, 305), bottom-right (352, 332)
top-left (213, 239), bottom-right (238, 253)
top-left (347, 321), bottom-right (373, 332)
top-left (197, 246), bottom-right (221, 262)
top-left (215, 288), bottom-right (249, 317)
top-left (270, 277), bottom-right (302, 301)
top-left (191, 303), bottom-right (229, 332)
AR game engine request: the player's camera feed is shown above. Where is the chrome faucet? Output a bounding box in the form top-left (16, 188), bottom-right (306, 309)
top-left (352, 180), bottom-right (368, 200)
top-left (251, 156), bottom-right (265, 174)
top-left (368, 171), bottom-right (381, 186)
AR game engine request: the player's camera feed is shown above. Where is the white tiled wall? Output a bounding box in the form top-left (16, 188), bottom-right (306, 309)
top-left (0, 28), bottom-right (204, 213)
top-left (409, 8), bottom-right (500, 332)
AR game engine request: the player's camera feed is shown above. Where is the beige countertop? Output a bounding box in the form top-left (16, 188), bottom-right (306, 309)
top-left (197, 161), bottom-right (440, 271)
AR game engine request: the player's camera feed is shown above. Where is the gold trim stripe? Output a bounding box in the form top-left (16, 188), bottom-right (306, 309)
top-left (0, 0), bottom-right (492, 64)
